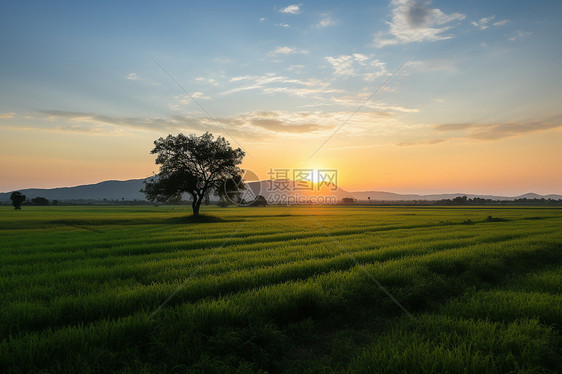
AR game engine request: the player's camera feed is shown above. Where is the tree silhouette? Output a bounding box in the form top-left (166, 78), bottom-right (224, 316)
top-left (142, 132), bottom-right (245, 216)
top-left (341, 197), bottom-right (355, 204)
top-left (10, 192), bottom-right (26, 210)
top-left (31, 197), bottom-right (49, 206)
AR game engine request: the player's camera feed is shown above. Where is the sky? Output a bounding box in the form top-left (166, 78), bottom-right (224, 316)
top-left (0, 0), bottom-right (561, 195)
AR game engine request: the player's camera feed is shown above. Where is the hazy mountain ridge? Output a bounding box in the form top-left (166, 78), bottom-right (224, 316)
top-left (1, 179), bottom-right (560, 202)
top-left (0, 179), bottom-right (148, 202)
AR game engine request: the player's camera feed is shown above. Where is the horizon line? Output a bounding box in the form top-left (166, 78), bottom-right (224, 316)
top-left (1, 177), bottom-right (560, 198)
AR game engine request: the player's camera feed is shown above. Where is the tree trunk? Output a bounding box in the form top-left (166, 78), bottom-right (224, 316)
top-left (192, 197), bottom-right (200, 216)
top-left (192, 194), bottom-right (203, 217)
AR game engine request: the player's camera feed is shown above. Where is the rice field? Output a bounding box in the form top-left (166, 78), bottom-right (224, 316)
top-left (0, 205), bottom-right (561, 373)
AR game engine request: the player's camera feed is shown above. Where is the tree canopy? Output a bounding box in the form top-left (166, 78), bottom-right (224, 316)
top-left (10, 192), bottom-right (26, 210)
top-left (142, 132), bottom-right (245, 216)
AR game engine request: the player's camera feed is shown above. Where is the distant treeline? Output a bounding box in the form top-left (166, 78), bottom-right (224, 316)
top-left (357, 196), bottom-right (562, 206)
top-left (434, 196), bottom-right (562, 206)
top-left (0, 198), bottom-right (153, 206)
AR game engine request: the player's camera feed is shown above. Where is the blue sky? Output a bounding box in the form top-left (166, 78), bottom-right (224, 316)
top-left (1, 0), bottom-right (561, 194)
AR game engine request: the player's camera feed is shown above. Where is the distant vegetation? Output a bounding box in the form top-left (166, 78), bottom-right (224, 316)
top-left (30, 197), bottom-right (49, 206)
top-left (357, 195), bottom-right (562, 206)
top-left (0, 205), bottom-right (560, 372)
top-left (435, 195), bottom-right (562, 206)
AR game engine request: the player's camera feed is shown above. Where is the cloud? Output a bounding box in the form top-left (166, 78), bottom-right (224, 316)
top-left (125, 72), bottom-right (160, 86)
top-left (276, 23), bottom-right (291, 28)
top-left (280, 4), bottom-right (301, 14)
top-left (471, 16), bottom-right (495, 30)
top-left (195, 77), bottom-right (219, 86)
top-left (470, 16), bottom-right (509, 30)
top-left (0, 113), bottom-right (15, 119)
top-left (325, 54), bottom-right (388, 81)
top-left (397, 138), bottom-right (446, 146)
top-left (406, 58), bottom-right (456, 72)
top-left (223, 73), bottom-right (340, 97)
top-left (34, 110), bottom-right (206, 133)
top-left (28, 109), bottom-right (329, 137)
top-left (434, 122), bottom-right (478, 131)
top-left (492, 19), bottom-right (509, 27)
top-left (251, 119), bottom-right (326, 133)
top-left (434, 116), bottom-right (562, 141)
top-left (1, 123), bottom-right (124, 135)
top-left (168, 92), bottom-right (210, 111)
top-left (509, 30), bottom-right (532, 41)
top-left (374, 0), bottom-right (465, 47)
top-left (239, 110), bottom-right (394, 136)
top-left (396, 117), bottom-right (562, 146)
top-left (268, 46), bottom-right (309, 57)
top-left (314, 13), bottom-right (337, 28)
top-left (328, 93), bottom-right (418, 113)
top-left (287, 64), bottom-right (304, 71)
top-left (3, 108), bottom-right (415, 141)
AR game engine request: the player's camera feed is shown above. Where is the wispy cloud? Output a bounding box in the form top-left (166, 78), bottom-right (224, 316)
top-left (2, 108), bottom-right (417, 141)
top-left (223, 73), bottom-right (339, 97)
top-left (325, 54), bottom-right (388, 81)
top-left (32, 110), bottom-right (206, 133)
top-left (397, 138), bottom-right (446, 146)
top-left (251, 119), bottom-right (326, 133)
top-left (125, 72), bottom-right (160, 86)
top-left (395, 116), bottom-right (562, 146)
top-left (509, 30), bottom-right (532, 41)
top-left (280, 4), bottom-right (301, 15)
top-left (470, 16), bottom-right (509, 30)
top-left (432, 116), bottom-right (562, 141)
top-left (493, 19), bottom-right (509, 27)
top-left (126, 73), bottom-right (141, 80)
top-left (406, 58), bottom-right (456, 72)
top-left (314, 13), bottom-right (337, 28)
top-left (0, 112), bottom-right (15, 119)
top-left (326, 92), bottom-right (418, 113)
top-left (287, 64), bottom-right (304, 71)
top-left (239, 110), bottom-right (397, 136)
top-left (195, 77), bottom-right (219, 86)
top-left (471, 16), bottom-right (495, 30)
top-left (168, 92), bottom-right (210, 111)
top-left (268, 46), bottom-right (309, 57)
top-left (440, 119), bottom-right (561, 140)
top-left (375, 0), bottom-right (465, 47)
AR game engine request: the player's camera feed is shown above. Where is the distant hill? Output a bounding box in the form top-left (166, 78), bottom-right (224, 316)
top-left (0, 179), bottom-right (148, 202)
top-left (1, 178), bottom-right (560, 203)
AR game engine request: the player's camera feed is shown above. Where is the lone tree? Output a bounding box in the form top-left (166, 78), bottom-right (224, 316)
top-left (142, 132), bottom-right (245, 216)
top-left (10, 192), bottom-right (26, 210)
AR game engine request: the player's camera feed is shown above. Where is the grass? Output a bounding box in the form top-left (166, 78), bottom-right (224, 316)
top-left (0, 205), bottom-right (560, 373)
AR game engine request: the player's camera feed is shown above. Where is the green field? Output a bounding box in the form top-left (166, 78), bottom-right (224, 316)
top-left (1, 205), bottom-right (561, 373)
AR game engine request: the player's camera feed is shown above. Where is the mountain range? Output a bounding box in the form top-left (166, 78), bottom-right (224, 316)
top-left (1, 178), bottom-right (561, 203)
